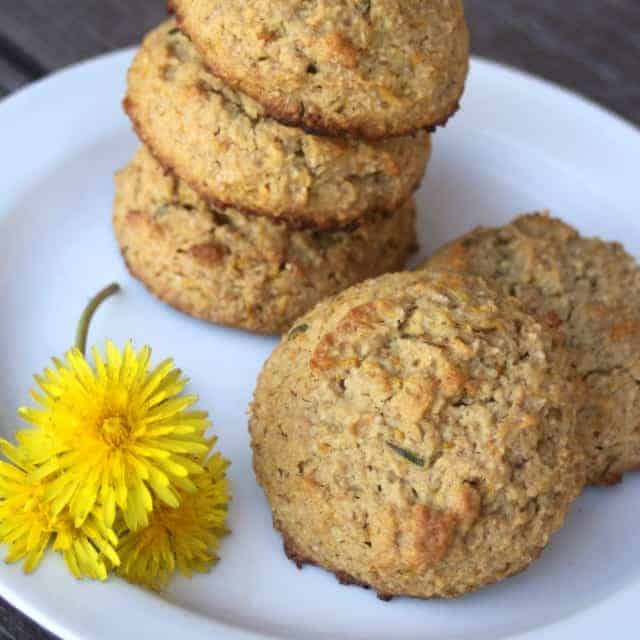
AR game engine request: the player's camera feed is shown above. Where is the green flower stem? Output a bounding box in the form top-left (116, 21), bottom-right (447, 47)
top-left (75, 283), bottom-right (121, 355)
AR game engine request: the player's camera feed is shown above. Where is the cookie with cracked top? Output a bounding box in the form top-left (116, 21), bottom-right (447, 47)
top-left (113, 146), bottom-right (418, 335)
top-left (250, 269), bottom-right (585, 598)
top-left (170, 0), bottom-right (469, 140)
top-left (422, 212), bottom-right (640, 485)
top-left (124, 20), bottom-right (431, 230)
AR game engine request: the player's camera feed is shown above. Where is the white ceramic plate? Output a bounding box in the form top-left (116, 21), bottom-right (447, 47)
top-left (0, 49), bottom-right (638, 640)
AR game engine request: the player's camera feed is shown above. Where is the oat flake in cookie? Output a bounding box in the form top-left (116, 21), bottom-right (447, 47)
top-left (170, 0), bottom-right (469, 139)
top-left (423, 212), bottom-right (640, 485)
top-left (113, 147), bottom-right (418, 335)
top-left (124, 20), bottom-right (431, 230)
top-left (250, 270), bottom-right (585, 599)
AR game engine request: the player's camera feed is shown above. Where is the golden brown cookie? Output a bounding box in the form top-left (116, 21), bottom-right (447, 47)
top-left (113, 147), bottom-right (418, 335)
top-left (170, 0), bottom-right (470, 139)
top-left (250, 270), bottom-right (585, 598)
top-left (422, 212), bottom-right (640, 485)
top-left (124, 20), bottom-right (432, 230)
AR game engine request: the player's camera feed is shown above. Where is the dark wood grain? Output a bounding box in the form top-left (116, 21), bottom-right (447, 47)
top-left (0, 1), bottom-right (637, 639)
top-left (0, 599), bottom-right (52, 640)
top-left (0, 57), bottom-right (30, 96)
top-left (0, 0), bottom-right (166, 74)
top-left (465, 0), bottom-right (640, 125)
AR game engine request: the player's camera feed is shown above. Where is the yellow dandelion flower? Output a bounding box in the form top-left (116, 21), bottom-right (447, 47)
top-left (51, 507), bottom-right (120, 581)
top-left (0, 441), bottom-right (119, 579)
top-left (0, 283), bottom-right (232, 586)
top-left (18, 341), bottom-right (211, 532)
top-left (117, 451), bottom-right (230, 590)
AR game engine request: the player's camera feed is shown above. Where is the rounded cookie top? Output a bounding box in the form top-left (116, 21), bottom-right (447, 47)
top-left (250, 269), bottom-right (584, 598)
top-left (114, 146), bottom-right (417, 334)
top-left (423, 212), bottom-right (640, 485)
top-left (170, 0), bottom-right (469, 140)
top-left (125, 20), bottom-right (431, 229)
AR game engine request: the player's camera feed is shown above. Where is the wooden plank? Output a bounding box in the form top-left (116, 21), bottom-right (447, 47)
top-left (0, 598), bottom-right (56, 640)
top-left (0, 0), bottom-right (167, 72)
top-left (0, 46), bottom-right (36, 95)
top-left (465, 0), bottom-right (640, 125)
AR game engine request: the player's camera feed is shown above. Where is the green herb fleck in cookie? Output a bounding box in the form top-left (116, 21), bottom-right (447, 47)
top-left (386, 441), bottom-right (424, 467)
top-left (356, 0), bottom-right (371, 15)
top-left (288, 324), bottom-right (309, 340)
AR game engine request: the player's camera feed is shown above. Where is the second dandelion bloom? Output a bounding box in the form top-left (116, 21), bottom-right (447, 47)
top-left (117, 452), bottom-right (230, 590)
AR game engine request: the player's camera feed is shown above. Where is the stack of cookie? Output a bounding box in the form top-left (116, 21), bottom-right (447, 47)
top-left (114, 0), bottom-right (469, 334)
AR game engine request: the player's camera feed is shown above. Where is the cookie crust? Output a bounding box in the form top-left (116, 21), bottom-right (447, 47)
top-left (170, 0), bottom-right (469, 139)
top-left (125, 21), bottom-right (432, 230)
top-left (422, 212), bottom-right (640, 485)
top-left (113, 147), bottom-right (418, 335)
top-left (250, 270), bottom-right (585, 597)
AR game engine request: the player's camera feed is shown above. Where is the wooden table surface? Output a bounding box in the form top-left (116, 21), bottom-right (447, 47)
top-left (0, 0), bottom-right (638, 638)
